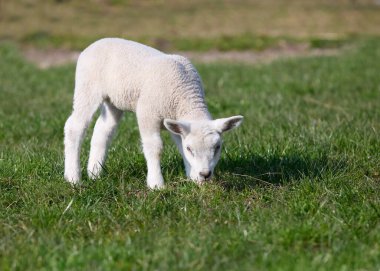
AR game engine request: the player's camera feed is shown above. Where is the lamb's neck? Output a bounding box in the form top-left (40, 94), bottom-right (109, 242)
top-left (176, 95), bottom-right (212, 122)
top-left (179, 107), bottom-right (212, 122)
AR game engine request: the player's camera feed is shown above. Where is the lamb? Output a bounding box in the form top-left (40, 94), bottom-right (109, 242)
top-left (64, 38), bottom-right (243, 189)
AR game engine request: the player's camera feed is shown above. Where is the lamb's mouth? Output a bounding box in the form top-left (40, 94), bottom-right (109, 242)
top-left (194, 175), bottom-right (213, 185)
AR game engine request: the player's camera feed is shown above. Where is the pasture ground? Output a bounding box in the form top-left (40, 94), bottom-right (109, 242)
top-left (0, 37), bottom-right (379, 270)
top-left (2, 0), bottom-right (380, 51)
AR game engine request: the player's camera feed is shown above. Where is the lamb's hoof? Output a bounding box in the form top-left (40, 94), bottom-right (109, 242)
top-left (148, 183), bottom-right (165, 190)
top-left (147, 178), bottom-right (165, 190)
top-left (87, 171), bottom-right (100, 180)
top-left (64, 174), bottom-right (81, 186)
top-left (87, 164), bottom-right (102, 180)
top-left (146, 172), bottom-right (165, 190)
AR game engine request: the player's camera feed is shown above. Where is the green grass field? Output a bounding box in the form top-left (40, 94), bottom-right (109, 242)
top-left (1, 38), bottom-right (380, 270)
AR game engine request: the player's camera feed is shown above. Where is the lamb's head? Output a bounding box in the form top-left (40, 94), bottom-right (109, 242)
top-left (164, 116), bottom-right (243, 184)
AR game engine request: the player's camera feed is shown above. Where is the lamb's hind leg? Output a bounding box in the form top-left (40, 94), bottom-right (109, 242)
top-left (88, 101), bottom-right (123, 179)
top-left (64, 91), bottom-right (101, 184)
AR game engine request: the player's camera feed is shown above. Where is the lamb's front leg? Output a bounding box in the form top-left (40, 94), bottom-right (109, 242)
top-left (141, 133), bottom-right (164, 189)
top-left (137, 112), bottom-right (165, 189)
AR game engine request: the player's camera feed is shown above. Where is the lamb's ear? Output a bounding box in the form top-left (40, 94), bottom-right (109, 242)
top-left (164, 119), bottom-right (190, 137)
top-left (214, 115), bottom-right (244, 133)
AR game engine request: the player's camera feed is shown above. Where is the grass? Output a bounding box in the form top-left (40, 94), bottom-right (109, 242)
top-left (0, 38), bottom-right (380, 270)
top-left (1, 0), bottom-right (380, 51)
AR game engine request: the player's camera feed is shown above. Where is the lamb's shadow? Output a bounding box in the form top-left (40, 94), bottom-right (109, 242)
top-left (216, 151), bottom-right (347, 191)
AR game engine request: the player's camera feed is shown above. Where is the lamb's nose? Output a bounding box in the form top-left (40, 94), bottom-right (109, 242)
top-left (199, 170), bottom-right (211, 179)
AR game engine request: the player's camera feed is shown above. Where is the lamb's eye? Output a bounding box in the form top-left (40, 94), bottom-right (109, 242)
top-left (186, 146), bottom-right (194, 155)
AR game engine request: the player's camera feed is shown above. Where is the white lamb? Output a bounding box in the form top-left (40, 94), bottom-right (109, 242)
top-left (64, 38), bottom-right (243, 189)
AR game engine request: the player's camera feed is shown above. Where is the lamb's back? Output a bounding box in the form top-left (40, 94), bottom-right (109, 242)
top-left (76, 38), bottom-right (165, 83)
top-left (75, 38), bottom-right (202, 115)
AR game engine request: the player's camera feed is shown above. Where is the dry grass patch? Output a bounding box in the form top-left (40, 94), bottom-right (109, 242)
top-left (1, 0), bottom-right (380, 50)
